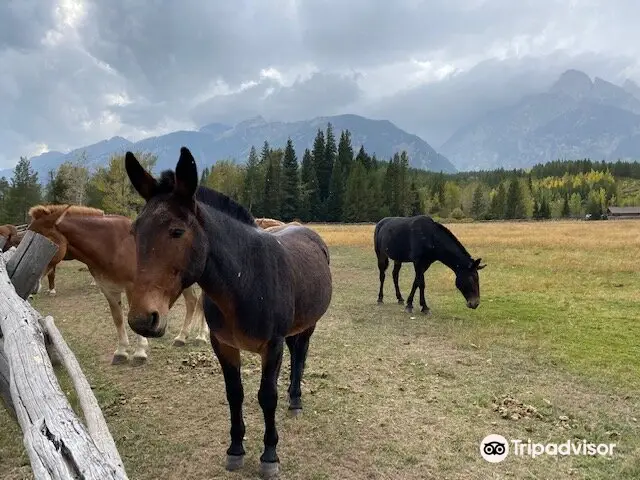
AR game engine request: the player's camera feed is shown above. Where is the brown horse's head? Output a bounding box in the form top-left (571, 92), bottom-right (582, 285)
top-left (455, 258), bottom-right (486, 309)
top-left (27, 204), bottom-right (76, 270)
top-left (125, 148), bottom-right (207, 338)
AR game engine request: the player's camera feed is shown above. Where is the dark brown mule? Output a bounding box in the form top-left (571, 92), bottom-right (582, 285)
top-left (27, 204), bottom-right (207, 365)
top-left (124, 147), bottom-right (333, 479)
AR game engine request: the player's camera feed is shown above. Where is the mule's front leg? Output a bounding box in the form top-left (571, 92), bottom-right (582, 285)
top-left (258, 337), bottom-right (284, 479)
top-left (210, 337), bottom-right (246, 471)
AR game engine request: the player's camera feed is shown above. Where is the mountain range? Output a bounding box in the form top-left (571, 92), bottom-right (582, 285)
top-left (4, 68), bottom-right (640, 183)
top-left (440, 69), bottom-right (640, 170)
top-left (0, 114), bottom-right (457, 183)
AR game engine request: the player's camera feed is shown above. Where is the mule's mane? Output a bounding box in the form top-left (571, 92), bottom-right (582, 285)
top-left (433, 221), bottom-right (472, 261)
top-left (156, 170), bottom-right (257, 227)
top-left (28, 204), bottom-right (105, 220)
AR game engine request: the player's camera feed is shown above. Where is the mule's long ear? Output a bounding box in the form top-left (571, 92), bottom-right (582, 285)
top-left (175, 147), bottom-right (199, 200)
top-left (125, 151), bottom-right (158, 201)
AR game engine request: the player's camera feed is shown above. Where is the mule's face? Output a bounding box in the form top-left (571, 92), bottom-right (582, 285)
top-left (125, 148), bottom-right (206, 338)
top-left (455, 258), bottom-right (485, 309)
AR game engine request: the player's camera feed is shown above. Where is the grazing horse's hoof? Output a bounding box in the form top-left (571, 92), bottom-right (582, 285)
top-left (398, 299), bottom-right (405, 305)
top-left (194, 337), bottom-right (209, 346)
top-left (421, 307), bottom-right (431, 315)
top-left (287, 407), bottom-right (303, 418)
top-left (225, 454), bottom-right (245, 471)
top-left (172, 338), bottom-right (186, 347)
top-left (405, 306), bottom-right (413, 314)
top-left (111, 353), bottom-right (129, 365)
top-left (259, 461), bottom-right (279, 479)
top-left (48, 289), bottom-right (57, 296)
top-left (130, 355), bottom-right (147, 367)
top-left (377, 299), bottom-right (383, 304)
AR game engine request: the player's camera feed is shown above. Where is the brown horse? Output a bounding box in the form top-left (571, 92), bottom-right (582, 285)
top-left (255, 217), bottom-right (285, 229)
top-left (27, 204), bottom-right (208, 365)
top-left (0, 224), bottom-right (21, 252)
top-left (124, 147), bottom-right (333, 479)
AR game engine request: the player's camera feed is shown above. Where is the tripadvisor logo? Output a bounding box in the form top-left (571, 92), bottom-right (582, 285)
top-left (480, 434), bottom-right (616, 462)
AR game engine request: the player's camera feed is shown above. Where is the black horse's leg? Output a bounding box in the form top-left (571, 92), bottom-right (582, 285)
top-left (210, 336), bottom-right (246, 471)
top-left (286, 325), bottom-right (316, 415)
top-left (258, 336), bottom-right (285, 479)
top-left (418, 264), bottom-right (430, 314)
top-left (405, 262), bottom-right (421, 313)
top-left (377, 255), bottom-right (389, 303)
top-left (392, 261), bottom-right (404, 304)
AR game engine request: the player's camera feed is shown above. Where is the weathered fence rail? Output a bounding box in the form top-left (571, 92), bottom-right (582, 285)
top-left (0, 230), bottom-right (128, 480)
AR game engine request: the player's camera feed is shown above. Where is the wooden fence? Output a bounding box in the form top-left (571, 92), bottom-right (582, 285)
top-left (0, 231), bottom-right (128, 480)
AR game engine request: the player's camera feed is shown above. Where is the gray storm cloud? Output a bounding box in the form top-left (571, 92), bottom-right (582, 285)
top-left (0, 0), bottom-right (638, 167)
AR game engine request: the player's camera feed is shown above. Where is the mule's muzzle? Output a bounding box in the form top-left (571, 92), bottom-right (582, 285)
top-left (467, 298), bottom-right (480, 309)
top-left (128, 311), bottom-right (166, 338)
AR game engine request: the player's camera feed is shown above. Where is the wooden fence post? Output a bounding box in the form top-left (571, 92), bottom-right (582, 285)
top-left (6, 230), bottom-right (58, 299)
top-left (0, 231), bottom-right (129, 479)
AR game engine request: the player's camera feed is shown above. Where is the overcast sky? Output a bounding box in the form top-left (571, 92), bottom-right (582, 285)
top-left (1, 0), bottom-right (639, 168)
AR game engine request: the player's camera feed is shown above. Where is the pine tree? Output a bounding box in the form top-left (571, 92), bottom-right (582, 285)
top-left (242, 146), bottom-right (264, 215)
top-left (561, 195), bottom-right (570, 217)
top-left (263, 149), bottom-right (282, 218)
top-left (299, 148), bottom-right (320, 221)
top-left (5, 156), bottom-right (42, 224)
top-left (408, 181), bottom-right (422, 216)
top-left (327, 130), bottom-right (354, 221)
top-left (470, 184), bottom-right (486, 219)
top-left (505, 177), bottom-right (526, 219)
top-left (355, 145), bottom-right (372, 170)
top-left (0, 177), bottom-right (10, 224)
top-left (280, 138), bottom-right (300, 222)
top-left (532, 199), bottom-right (540, 219)
top-left (490, 183), bottom-right (507, 219)
top-left (539, 197), bottom-right (551, 219)
top-left (319, 123), bottom-right (336, 203)
top-left (344, 160), bottom-right (369, 222)
top-left (46, 169), bottom-right (68, 204)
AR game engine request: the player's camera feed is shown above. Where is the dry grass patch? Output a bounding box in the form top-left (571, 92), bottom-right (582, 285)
top-left (0, 220), bottom-right (638, 479)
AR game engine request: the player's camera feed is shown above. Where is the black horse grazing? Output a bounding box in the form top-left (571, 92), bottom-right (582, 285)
top-left (374, 215), bottom-right (485, 314)
top-left (124, 147), bottom-right (332, 479)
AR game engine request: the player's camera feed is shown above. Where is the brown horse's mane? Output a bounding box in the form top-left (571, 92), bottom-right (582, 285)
top-left (28, 204), bottom-right (105, 220)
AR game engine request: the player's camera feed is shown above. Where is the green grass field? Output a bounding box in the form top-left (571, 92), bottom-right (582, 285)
top-left (1, 220), bottom-right (639, 479)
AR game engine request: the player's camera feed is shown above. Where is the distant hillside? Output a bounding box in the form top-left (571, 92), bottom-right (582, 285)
top-left (0, 114), bottom-right (456, 183)
top-left (440, 69), bottom-right (640, 171)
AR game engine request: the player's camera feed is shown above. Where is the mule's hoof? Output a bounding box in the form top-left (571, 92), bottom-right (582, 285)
top-left (398, 299), bottom-right (405, 305)
top-left (259, 461), bottom-right (279, 479)
top-left (405, 306), bottom-right (413, 314)
top-left (131, 356), bottom-right (147, 367)
top-left (225, 454), bottom-right (245, 471)
top-left (48, 290), bottom-right (57, 296)
top-left (111, 353), bottom-right (129, 365)
top-left (172, 338), bottom-right (186, 347)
